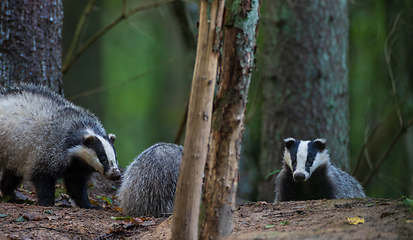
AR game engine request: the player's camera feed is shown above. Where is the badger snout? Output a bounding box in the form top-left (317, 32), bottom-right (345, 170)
top-left (106, 168), bottom-right (121, 180)
top-left (293, 172), bottom-right (306, 182)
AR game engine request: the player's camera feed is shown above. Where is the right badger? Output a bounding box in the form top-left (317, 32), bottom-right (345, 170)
top-left (275, 138), bottom-right (366, 202)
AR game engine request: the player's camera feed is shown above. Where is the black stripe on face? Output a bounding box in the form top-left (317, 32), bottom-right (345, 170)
top-left (305, 141), bottom-right (319, 173)
top-left (83, 136), bottom-right (110, 173)
top-left (286, 140), bottom-right (301, 172)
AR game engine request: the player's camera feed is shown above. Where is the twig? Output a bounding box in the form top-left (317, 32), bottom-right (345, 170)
top-left (362, 116), bottom-right (413, 186)
top-left (384, 11), bottom-right (403, 126)
top-left (67, 71), bottom-right (150, 102)
top-left (62, 0), bottom-right (177, 75)
top-left (352, 94), bottom-right (412, 176)
top-left (174, 103), bottom-right (188, 144)
top-left (63, 0), bottom-right (97, 67)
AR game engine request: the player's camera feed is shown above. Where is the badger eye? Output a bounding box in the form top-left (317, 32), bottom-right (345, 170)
top-left (100, 156), bottom-right (108, 163)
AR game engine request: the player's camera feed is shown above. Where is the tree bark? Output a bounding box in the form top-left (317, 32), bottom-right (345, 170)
top-left (258, 0), bottom-right (349, 201)
top-left (200, 0), bottom-right (260, 238)
top-left (0, 0), bottom-right (63, 93)
top-left (171, 0), bottom-right (225, 239)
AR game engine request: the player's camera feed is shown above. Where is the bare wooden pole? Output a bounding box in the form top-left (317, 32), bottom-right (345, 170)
top-left (200, 0), bottom-right (260, 238)
top-left (171, 0), bottom-right (225, 239)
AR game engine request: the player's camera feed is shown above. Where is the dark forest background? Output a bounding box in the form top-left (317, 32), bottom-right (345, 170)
top-left (62, 0), bottom-right (413, 201)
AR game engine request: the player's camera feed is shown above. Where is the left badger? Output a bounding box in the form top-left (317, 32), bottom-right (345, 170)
top-left (0, 84), bottom-right (120, 209)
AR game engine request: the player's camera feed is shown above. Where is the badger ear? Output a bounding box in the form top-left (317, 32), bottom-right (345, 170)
top-left (108, 134), bottom-right (116, 144)
top-left (83, 134), bottom-right (97, 145)
top-left (284, 137), bottom-right (296, 149)
top-left (314, 138), bottom-right (326, 151)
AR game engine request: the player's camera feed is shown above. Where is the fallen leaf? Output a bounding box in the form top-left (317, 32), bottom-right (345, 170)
top-left (15, 216), bottom-right (28, 222)
top-left (89, 198), bottom-right (100, 207)
top-left (131, 217), bottom-right (144, 225)
top-left (381, 212), bottom-right (393, 218)
top-left (111, 216), bottom-right (131, 220)
top-left (347, 217), bottom-right (364, 225)
top-left (141, 220), bottom-right (154, 226)
top-left (23, 213), bottom-right (42, 221)
top-left (265, 224), bottom-right (275, 228)
top-left (280, 221), bottom-right (289, 225)
top-left (102, 197), bottom-right (113, 205)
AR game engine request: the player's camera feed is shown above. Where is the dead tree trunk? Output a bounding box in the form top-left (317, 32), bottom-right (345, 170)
top-left (0, 0), bottom-right (63, 93)
top-left (200, 0), bottom-right (260, 239)
top-left (171, 0), bottom-right (225, 239)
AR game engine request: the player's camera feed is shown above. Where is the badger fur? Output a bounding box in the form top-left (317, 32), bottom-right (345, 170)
top-left (118, 143), bottom-right (182, 217)
top-left (0, 84), bottom-right (121, 209)
top-left (275, 138), bottom-right (366, 202)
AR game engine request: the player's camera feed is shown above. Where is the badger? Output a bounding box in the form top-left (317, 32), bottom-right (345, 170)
top-left (0, 84), bottom-right (120, 209)
top-left (275, 137), bottom-right (366, 202)
top-left (118, 142), bottom-right (182, 217)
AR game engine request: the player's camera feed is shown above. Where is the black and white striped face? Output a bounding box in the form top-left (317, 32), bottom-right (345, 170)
top-left (68, 129), bottom-right (121, 180)
top-left (283, 137), bottom-right (329, 182)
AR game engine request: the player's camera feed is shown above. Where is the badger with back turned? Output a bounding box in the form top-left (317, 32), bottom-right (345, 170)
top-left (0, 84), bottom-right (120, 209)
top-left (275, 138), bottom-right (366, 202)
top-left (118, 142), bottom-right (182, 217)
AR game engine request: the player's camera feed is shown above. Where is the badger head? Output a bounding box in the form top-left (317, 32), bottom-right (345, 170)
top-left (68, 129), bottom-right (121, 180)
top-left (283, 137), bottom-right (330, 182)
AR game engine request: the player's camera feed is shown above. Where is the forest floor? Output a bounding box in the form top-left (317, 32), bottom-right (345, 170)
top-left (0, 173), bottom-right (412, 239)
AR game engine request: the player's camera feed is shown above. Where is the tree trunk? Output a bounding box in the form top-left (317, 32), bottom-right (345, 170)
top-left (200, 0), bottom-right (260, 238)
top-left (258, 0), bottom-right (349, 201)
top-left (171, 0), bottom-right (225, 239)
top-left (0, 0), bottom-right (63, 93)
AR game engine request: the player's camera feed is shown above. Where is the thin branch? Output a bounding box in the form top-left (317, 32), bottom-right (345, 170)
top-left (384, 11), bottom-right (403, 126)
top-left (67, 58), bottom-right (174, 101)
top-left (62, 0), bottom-right (177, 75)
top-left (352, 94), bottom-right (413, 176)
top-left (362, 116), bottom-right (413, 186)
top-left (122, 0), bottom-right (127, 15)
top-left (173, 103), bottom-right (188, 144)
top-left (63, 0), bottom-right (97, 67)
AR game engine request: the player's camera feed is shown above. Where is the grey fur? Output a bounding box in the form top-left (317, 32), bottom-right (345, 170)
top-left (275, 138), bottom-right (366, 202)
top-left (0, 84), bottom-right (120, 208)
top-left (118, 143), bottom-right (182, 217)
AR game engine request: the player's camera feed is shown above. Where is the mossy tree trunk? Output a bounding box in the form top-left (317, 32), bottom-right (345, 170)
top-left (0, 0), bottom-right (63, 93)
top-left (258, 0), bottom-right (349, 201)
top-left (200, 0), bottom-right (260, 239)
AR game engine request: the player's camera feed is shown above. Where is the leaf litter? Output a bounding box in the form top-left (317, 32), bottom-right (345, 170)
top-left (0, 172), bottom-right (412, 239)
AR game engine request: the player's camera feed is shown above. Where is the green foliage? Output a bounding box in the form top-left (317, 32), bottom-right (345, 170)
top-left (0, 195), bottom-right (12, 203)
top-left (280, 221), bottom-right (289, 225)
top-left (62, 0), bottom-right (413, 201)
top-left (111, 216), bottom-right (132, 220)
top-left (265, 169), bottom-right (282, 179)
top-left (55, 185), bottom-right (67, 198)
top-left (402, 197), bottom-right (413, 212)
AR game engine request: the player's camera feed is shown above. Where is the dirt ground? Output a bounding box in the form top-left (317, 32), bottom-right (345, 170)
top-left (0, 174), bottom-right (412, 239)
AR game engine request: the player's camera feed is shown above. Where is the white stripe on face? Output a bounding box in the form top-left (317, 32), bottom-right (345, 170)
top-left (68, 145), bottom-right (104, 175)
top-left (294, 141), bottom-right (310, 180)
top-left (310, 150), bottom-right (329, 174)
top-left (284, 149), bottom-right (292, 169)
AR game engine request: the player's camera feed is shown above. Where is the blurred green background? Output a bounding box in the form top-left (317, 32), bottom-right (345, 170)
top-left (62, 0), bottom-right (413, 200)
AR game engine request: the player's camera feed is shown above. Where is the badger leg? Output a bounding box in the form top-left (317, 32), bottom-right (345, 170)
top-left (1, 169), bottom-right (23, 202)
top-left (63, 174), bottom-right (100, 209)
top-left (31, 173), bottom-right (56, 206)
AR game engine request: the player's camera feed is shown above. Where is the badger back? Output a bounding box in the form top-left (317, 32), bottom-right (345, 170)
top-left (118, 143), bottom-right (183, 217)
top-left (0, 84), bottom-right (120, 180)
